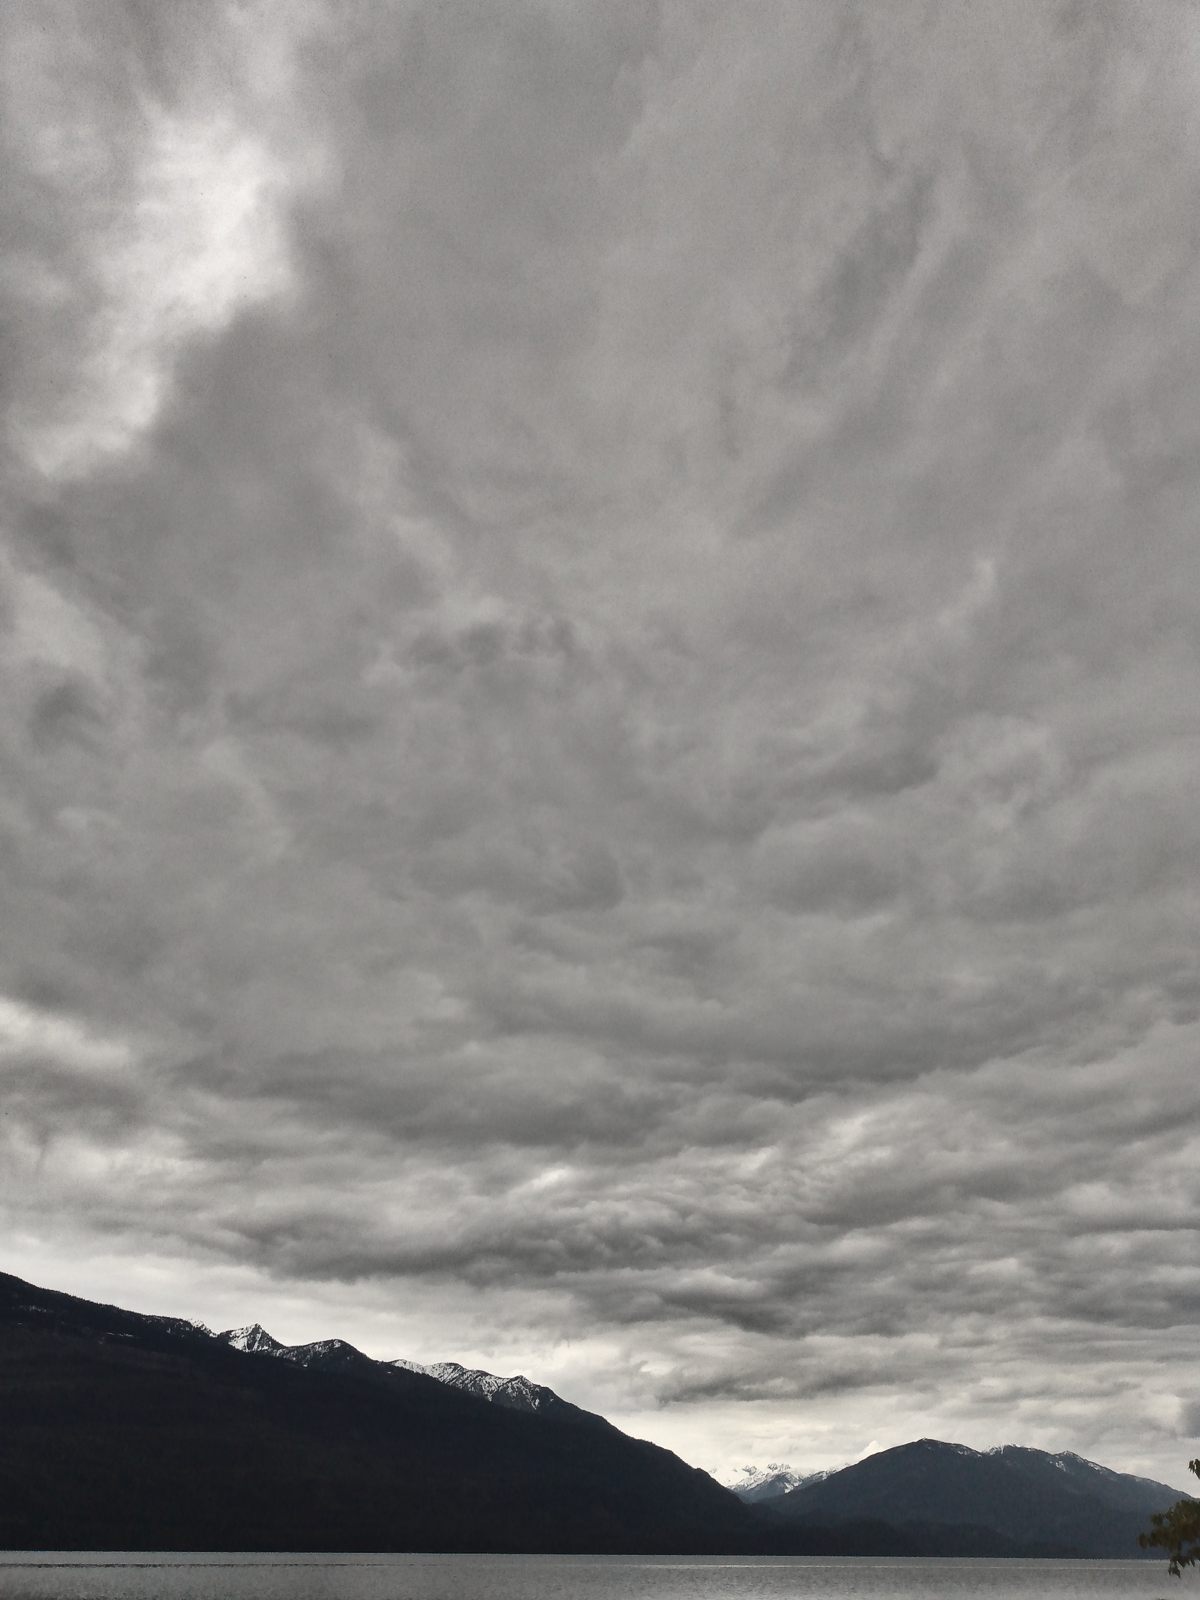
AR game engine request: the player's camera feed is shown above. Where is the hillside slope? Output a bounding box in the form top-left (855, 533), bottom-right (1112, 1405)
top-left (772, 1437), bottom-right (1186, 1558)
top-left (0, 1271), bottom-right (754, 1553)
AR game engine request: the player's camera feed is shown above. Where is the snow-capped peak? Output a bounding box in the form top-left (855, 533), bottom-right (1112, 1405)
top-left (726, 1463), bottom-right (797, 1489)
top-left (424, 1361), bottom-right (554, 1412)
top-left (216, 1328), bottom-right (367, 1369)
top-left (217, 1323), bottom-right (282, 1354)
top-left (214, 1324), bottom-right (582, 1421)
top-left (723, 1463), bottom-right (823, 1502)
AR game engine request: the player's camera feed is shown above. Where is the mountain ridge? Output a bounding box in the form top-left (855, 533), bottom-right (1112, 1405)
top-left (723, 1463), bottom-right (824, 1503)
top-left (0, 1269), bottom-right (754, 1554)
top-left (214, 1321), bottom-right (611, 1428)
top-left (765, 1435), bottom-right (1189, 1559)
top-left (0, 1269), bottom-right (1189, 1558)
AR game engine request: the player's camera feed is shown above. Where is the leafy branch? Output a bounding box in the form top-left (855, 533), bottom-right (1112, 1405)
top-left (1141, 1459), bottom-right (1200, 1578)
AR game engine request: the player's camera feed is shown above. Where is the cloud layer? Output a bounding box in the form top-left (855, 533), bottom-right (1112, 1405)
top-left (2, 0), bottom-right (1198, 1485)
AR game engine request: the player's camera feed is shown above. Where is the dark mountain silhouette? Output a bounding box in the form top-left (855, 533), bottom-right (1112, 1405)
top-left (0, 1270), bottom-right (754, 1553)
top-left (0, 1271), bottom-right (1185, 1556)
top-left (767, 1437), bottom-right (1187, 1559)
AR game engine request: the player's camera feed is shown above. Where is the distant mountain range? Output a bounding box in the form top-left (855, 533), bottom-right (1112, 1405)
top-left (723, 1463), bottom-right (825, 1502)
top-left (746, 1438), bottom-right (1189, 1560)
top-left (0, 1270), bottom-right (1189, 1556)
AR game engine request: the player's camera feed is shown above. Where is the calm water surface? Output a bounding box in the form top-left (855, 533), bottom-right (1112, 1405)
top-left (0, 1554), bottom-right (1193, 1600)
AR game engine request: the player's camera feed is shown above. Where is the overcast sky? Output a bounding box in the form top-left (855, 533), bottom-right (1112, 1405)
top-left (3, 0), bottom-right (1199, 1489)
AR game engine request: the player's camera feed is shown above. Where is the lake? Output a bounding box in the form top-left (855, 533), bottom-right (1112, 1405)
top-left (0, 1554), bottom-right (1191, 1600)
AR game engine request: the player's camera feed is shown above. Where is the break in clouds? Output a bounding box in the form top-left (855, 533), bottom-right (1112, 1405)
top-left (2, 1), bottom-right (1198, 1485)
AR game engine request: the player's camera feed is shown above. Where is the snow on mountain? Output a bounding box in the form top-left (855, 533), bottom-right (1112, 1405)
top-left (771, 1436), bottom-right (1189, 1557)
top-left (423, 1361), bottom-right (561, 1414)
top-left (387, 1357), bottom-right (605, 1422)
top-left (216, 1327), bottom-right (371, 1373)
top-left (145, 1313), bottom-right (212, 1339)
top-left (723, 1464), bottom-right (828, 1503)
top-left (990, 1445), bottom-right (1120, 1479)
top-left (219, 1327), bottom-right (583, 1420)
top-left (218, 1323), bottom-right (284, 1355)
top-left (279, 1338), bottom-right (357, 1364)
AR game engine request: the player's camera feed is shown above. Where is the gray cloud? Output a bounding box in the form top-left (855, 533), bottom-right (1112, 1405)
top-left (2, 0), bottom-right (1198, 1488)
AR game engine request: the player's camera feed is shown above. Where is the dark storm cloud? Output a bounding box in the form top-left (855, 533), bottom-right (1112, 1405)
top-left (2, 0), bottom-right (1199, 1482)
